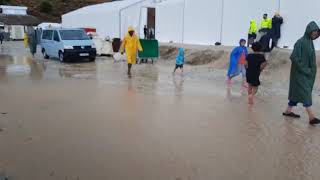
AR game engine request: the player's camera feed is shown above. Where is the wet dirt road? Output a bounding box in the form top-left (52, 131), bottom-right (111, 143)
top-left (1, 42), bottom-right (320, 180)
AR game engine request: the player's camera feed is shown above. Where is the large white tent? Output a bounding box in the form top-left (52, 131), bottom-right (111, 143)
top-left (63, 0), bottom-right (320, 49)
top-left (156, 0), bottom-right (184, 43)
top-left (62, 0), bottom-right (156, 39)
top-left (156, 0), bottom-right (320, 49)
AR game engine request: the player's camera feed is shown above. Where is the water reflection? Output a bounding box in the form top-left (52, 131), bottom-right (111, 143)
top-left (59, 63), bottom-right (97, 79)
top-left (173, 75), bottom-right (185, 98)
top-left (25, 57), bottom-right (46, 80)
top-left (0, 55), bottom-right (13, 81)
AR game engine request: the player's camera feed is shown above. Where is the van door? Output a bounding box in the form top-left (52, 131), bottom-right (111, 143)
top-left (52, 30), bottom-right (62, 58)
top-left (41, 30), bottom-right (53, 56)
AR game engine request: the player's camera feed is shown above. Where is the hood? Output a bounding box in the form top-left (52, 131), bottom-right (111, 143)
top-left (250, 20), bottom-right (256, 24)
top-left (178, 48), bottom-right (184, 56)
top-left (239, 39), bottom-right (246, 46)
top-left (304, 21), bottom-right (320, 39)
top-left (128, 26), bottom-right (135, 33)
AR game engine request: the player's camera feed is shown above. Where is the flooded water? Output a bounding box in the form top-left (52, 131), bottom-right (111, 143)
top-left (1, 42), bottom-right (320, 180)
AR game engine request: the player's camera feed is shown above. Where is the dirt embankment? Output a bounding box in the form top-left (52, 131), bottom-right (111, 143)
top-left (160, 44), bottom-right (320, 70)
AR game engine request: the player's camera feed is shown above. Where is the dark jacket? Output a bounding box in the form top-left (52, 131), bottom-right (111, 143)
top-left (0, 32), bottom-right (4, 40)
top-left (288, 21), bottom-right (319, 104)
top-left (271, 16), bottom-right (283, 39)
top-left (259, 31), bottom-right (272, 52)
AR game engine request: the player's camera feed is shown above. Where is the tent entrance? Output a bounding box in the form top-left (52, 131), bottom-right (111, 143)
top-left (139, 7), bottom-right (156, 39)
top-left (147, 8), bottom-right (155, 30)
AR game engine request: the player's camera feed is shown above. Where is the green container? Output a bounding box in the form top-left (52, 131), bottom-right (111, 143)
top-left (138, 39), bottom-right (159, 58)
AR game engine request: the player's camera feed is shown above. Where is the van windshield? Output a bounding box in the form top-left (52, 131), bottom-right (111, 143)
top-left (59, 30), bottom-right (90, 40)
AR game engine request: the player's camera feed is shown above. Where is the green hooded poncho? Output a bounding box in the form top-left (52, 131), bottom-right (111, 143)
top-left (289, 21), bottom-right (320, 105)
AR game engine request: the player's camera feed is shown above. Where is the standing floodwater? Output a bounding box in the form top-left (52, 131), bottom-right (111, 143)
top-left (1, 42), bottom-right (320, 180)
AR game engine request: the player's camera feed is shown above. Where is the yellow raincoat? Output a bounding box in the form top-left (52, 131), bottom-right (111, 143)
top-left (249, 20), bottom-right (257, 34)
top-left (23, 33), bottom-right (29, 48)
top-left (260, 18), bottom-right (272, 29)
top-left (120, 27), bottom-right (143, 64)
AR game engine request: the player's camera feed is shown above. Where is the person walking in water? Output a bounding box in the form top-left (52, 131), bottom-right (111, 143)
top-left (173, 48), bottom-right (185, 74)
top-left (227, 39), bottom-right (248, 87)
top-left (120, 26), bottom-right (143, 77)
top-left (283, 21), bottom-right (320, 125)
top-left (245, 42), bottom-right (267, 104)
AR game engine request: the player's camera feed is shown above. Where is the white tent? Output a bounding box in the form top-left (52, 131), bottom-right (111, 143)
top-left (220, 0), bottom-right (278, 46)
top-left (280, 0), bottom-right (320, 49)
top-left (62, 0), bottom-right (155, 39)
top-left (156, 0), bottom-right (184, 43)
top-left (63, 0), bottom-right (320, 49)
top-left (156, 0), bottom-right (320, 49)
top-left (38, 22), bottom-right (62, 29)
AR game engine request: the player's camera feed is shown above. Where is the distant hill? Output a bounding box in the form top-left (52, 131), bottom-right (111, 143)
top-left (0, 0), bottom-right (113, 23)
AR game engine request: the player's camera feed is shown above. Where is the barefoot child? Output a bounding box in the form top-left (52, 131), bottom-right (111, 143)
top-left (227, 39), bottom-right (248, 87)
top-left (245, 42), bottom-right (267, 104)
top-left (173, 48), bottom-right (185, 73)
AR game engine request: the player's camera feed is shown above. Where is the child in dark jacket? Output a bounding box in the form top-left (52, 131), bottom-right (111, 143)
top-left (246, 42), bottom-right (267, 104)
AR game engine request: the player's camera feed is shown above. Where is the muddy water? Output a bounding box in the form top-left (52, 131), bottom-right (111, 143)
top-left (1, 42), bottom-right (320, 180)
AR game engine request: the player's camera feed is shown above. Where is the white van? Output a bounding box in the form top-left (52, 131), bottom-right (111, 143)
top-left (40, 28), bottom-right (97, 62)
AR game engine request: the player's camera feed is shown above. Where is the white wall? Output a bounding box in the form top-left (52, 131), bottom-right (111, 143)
top-left (62, 0), bottom-right (320, 49)
top-left (62, 6), bottom-right (119, 39)
top-left (0, 6), bottom-right (27, 15)
top-left (120, 0), bottom-right (155, 38)
top-left (156, 0), bottom-right (184, 43)
top-left (183, 0), bottom-right (223, 45)
top-left (280, 0), bottom-right (320, 49)
top-left (221, 0), bottom-right (278, 46)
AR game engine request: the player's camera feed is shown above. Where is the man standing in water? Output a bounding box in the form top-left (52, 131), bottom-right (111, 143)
top-left (283, 21), bottom-right (320, 125)
top-left (120, 26), bottom-right (143, 76)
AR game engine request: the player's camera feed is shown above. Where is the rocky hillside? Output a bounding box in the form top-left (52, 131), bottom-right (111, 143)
top-left (0, 0), bottom-right (113, 22)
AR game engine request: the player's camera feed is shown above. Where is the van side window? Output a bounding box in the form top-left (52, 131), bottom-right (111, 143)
top-left (53, 31), bottom-right (60, 42)
top-left (42, 30), bottom-right (53, 40)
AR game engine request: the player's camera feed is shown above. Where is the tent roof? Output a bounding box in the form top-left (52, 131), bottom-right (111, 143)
top-left (158, 0), bottom-right (183, 6)
top-left (0, 14), bottom-right (40, 26)
top-left (64, 0), bottom-right (145, 16)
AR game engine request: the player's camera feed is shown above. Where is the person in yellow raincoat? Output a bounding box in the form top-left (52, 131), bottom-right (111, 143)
top-left (248, 20), bottom-right (257, 47)
top-left (120, 26), bottom-right (143, 76)
top-left (24, 32), bottom-right (29, 48)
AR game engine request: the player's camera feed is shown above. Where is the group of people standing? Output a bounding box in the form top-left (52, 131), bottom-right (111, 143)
top-left (228, 21), bottom-right (320, 125)
top-left (143, 25), bottom-right (155, 40)
top-left (248, 13), bottom-right (283, 52)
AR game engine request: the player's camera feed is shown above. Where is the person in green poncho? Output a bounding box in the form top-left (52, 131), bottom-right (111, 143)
top-left (283, 21), bottom-right (320, 125)
top-left (27, 28), bottom-right (37, 57)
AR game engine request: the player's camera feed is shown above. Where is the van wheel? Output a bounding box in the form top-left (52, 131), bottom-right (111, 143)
top-left (42, 49), bottom-right (49, 59)
top-left (89, 57), bottom-right (96, 62)
top-left (59, 52), bottom-right (66, 62)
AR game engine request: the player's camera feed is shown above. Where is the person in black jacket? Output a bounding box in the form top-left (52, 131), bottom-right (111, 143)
top-left (143, 25), bottom-right (149, 39)
top-left (0, 31), bottom-right (4, 45)
top-left (271, 12), bottom-right (283, 49)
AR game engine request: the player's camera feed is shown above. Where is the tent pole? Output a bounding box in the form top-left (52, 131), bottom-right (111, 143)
top-left (138, 7), bottom-right (142, 37)
top-left (219, 0), bottom-right (224, 44)
top-left (182, 0), bottom-right (186, 44)
top-left (278, 0), bottom-right (281, 12)
top-left (119, 11), bottom-right (121, 38)
top-left (119, 0), bottom-right (148, 38)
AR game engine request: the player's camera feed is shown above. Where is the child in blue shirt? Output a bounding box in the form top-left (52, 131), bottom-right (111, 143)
top-left (173, 48), bottom-right (185, 73)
